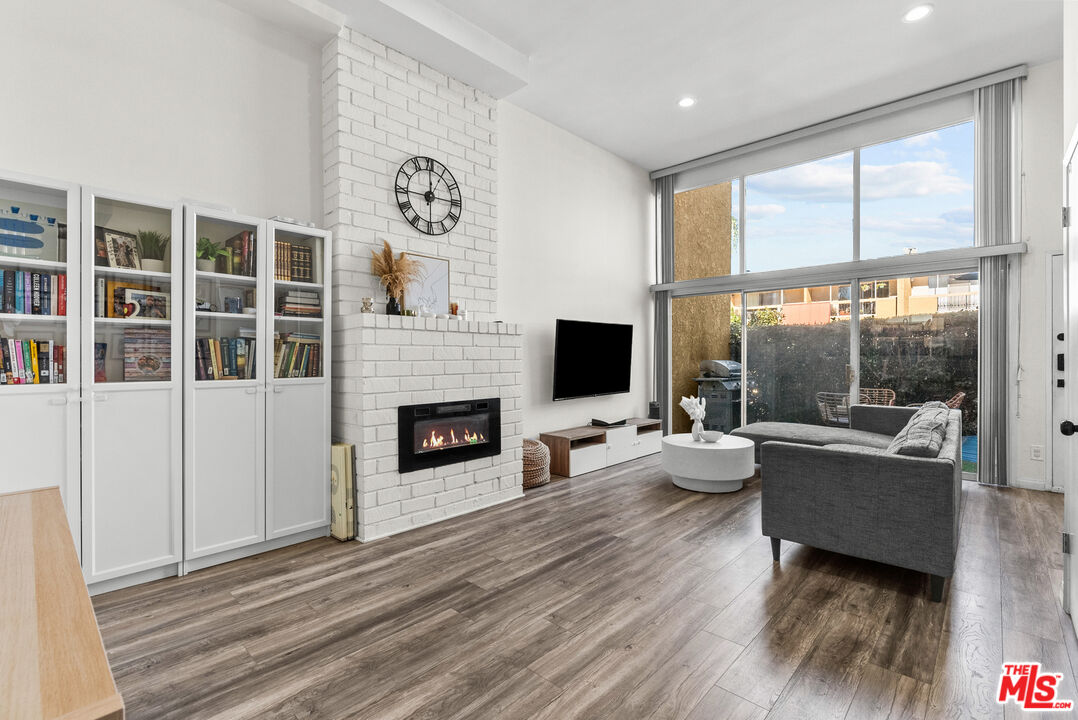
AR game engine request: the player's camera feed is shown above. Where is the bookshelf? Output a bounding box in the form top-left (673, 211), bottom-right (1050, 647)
top-left (0, 170), bottom-right (81, 544)
top-left (266, 220), bottom-right (331, 539)
top-left (184, 206), bottom-right (268, 561)
top-left (80, 188), bottom-right (183, 584)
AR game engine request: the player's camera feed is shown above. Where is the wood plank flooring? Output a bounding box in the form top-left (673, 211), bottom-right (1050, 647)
top-left (92, 455), bottom-right (1075, 720)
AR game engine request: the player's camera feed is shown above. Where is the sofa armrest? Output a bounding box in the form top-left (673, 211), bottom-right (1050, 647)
top-left (760, 441), bottom-right (959, 576)
top-left (849, 404), bottom-right (916, 436)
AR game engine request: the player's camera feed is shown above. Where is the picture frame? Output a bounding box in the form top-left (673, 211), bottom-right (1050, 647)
top-left (105, 229), bottom-right (141, 270)
top-left (123, 288), bottom-right (170, 320)
top-left (123, 327), bottom-right (171, 382)
top-left (403, 253), bottom-right (450, 314)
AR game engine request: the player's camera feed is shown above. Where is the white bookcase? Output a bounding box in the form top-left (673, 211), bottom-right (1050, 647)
top-left (80, 188), bottom-right (183, 584)
top-left (266, 221), bottom-right (331, 539)
top-left (183, 206), bottom-right (268, 562)
top-left (0, 170), bottom-right (81, 546)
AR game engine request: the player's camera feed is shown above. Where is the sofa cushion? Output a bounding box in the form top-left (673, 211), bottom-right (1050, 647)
top-left (732, 422), bottom-right (894, 451)
top-left (886, 408), bottom-right (948, 457)
top-left (823, 443), bottom-right (887, 456)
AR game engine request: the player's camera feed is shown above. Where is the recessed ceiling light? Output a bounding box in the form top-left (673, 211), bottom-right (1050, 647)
top-left (903, 4), bottom-right (934, 22)
top-left (678, 96), bottom-right (696, 109)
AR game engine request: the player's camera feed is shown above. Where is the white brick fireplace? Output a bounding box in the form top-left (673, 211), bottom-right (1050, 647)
top-left (323, 28), bottom-right (524, 540)
top-left (340, 315), bottom-right (523, 541)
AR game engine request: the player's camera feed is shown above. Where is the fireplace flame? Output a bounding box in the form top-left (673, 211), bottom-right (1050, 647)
top-left (421, 427), bottom-right (486, 450)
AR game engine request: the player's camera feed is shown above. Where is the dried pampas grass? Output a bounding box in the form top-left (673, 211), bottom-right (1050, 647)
top-left (370, 240), bottom-right (420, 301)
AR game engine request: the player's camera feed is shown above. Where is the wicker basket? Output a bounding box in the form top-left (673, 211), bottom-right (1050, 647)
top-left (522, 438), bottom-right (551, 489)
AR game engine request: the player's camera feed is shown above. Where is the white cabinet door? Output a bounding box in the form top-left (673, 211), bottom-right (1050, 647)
top-left (83, 387), bottom-right (180, 582)
top-left (267, 382), bottom-right (329, 539)
top-left (0, 389), bottom-right (79, 537)
top-left (569, 444), bottom-right (607, 476)
top-left (635, 430), bottom-right (663, 458)
top-left (605, 426), bottom-right (638, 466)
top-left (186, 385), bottom-right (265, 559)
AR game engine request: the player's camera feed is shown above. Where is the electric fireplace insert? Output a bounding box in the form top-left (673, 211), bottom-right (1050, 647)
top-left (397, 398), bottom-right (501, 472)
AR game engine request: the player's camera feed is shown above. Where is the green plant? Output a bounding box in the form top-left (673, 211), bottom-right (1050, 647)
top-left (136, 230), bottom-right (170, 261)
top-left (196, 237), bottom-right (230, 261)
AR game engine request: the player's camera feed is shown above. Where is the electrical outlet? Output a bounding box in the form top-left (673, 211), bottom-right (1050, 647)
top-left (1031, 445), bottom-right (1044, 461)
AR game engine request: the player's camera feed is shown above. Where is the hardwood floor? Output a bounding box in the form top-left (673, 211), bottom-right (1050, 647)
top-left (93, 455), bottom-right (1075, 720)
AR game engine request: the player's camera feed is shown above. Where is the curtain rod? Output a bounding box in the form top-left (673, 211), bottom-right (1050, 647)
top-left (649, 64), bottom-right (1028, 181)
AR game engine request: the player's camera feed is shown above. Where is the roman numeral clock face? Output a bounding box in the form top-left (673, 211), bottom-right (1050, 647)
top-left (394, 156), bottom-right (462, 236)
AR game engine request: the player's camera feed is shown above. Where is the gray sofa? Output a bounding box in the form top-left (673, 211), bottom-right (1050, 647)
top-left (731, 404), bottom-right (963, 602)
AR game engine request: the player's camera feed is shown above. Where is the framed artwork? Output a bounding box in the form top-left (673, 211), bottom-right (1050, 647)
top-left (123, 289), bottom-right (170, 319)
top-left (404, 253), bottom-right (450, 314)
top-left (105, 229), bottom-right (141, 269)
top-left (0, 200), bottom-right (66, 263)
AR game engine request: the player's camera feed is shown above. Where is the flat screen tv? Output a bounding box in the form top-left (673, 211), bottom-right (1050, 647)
top-left (552, 319), bottom-right (633, 401)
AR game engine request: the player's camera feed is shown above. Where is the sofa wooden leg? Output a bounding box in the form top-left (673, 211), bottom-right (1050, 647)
top-left (770, 537), bottom-right (780, 562)
top-left (929, 574), bottom-right (945, 603)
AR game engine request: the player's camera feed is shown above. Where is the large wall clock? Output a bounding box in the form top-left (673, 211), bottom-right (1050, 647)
top-left (394, 156), bottom-right (462, 236)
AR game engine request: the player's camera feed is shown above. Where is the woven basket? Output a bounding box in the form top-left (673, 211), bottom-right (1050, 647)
top-left (522, 438), bottom-right (551, 489)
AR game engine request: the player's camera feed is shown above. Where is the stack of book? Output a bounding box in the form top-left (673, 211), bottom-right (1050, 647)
top-left (274, 241), bottom-right (313, 282)
top-left (273, 332), bottom-right (321, 378)
top-left (0, 338), bottom-right (65, 384)
top-left (276, 288), bottom-right (321, 318)
top-left (1, 270), bottom-right (67, 316)
top-left (123, 328), bottom-right (171, 382)
top-left (219, 230), bottom-right (256, 277)
top-left (195, 336), bottom-right (257, 381)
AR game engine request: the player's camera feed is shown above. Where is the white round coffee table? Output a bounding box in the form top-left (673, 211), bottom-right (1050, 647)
top-left (661, 433), bottom-right (755, 493)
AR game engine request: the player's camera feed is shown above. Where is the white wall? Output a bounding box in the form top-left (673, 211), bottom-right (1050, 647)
top-left (498, 102), bottom-right (653, 438)
top-left (1013, 59), bottom-right (1064, 489)
top-left (0, 0), bottom-right (321, 221)
top-left (1066, 3), bottom-right (1078, 145)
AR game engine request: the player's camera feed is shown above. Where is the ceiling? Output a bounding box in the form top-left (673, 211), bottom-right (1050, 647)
top-left (273, 0), bottom-right (1064, 171)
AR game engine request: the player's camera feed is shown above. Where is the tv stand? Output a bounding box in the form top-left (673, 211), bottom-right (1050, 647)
top-left (539, 418), bottom-right (662, 478)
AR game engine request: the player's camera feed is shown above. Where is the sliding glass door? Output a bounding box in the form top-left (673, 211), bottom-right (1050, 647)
top-left (858, 272), bottom-right (979, 472)
top-left (743, 285), bottom-right (852, 427)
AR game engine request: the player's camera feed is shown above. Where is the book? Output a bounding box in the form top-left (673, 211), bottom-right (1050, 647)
top-left (55, 344), bottom-right (65, 384)
top-left (0, 339), bottom-right (8, 384)
top-left (2, 270), bottom-right (12, 313)
top-left (29, 339), bottom-right (39, 383)
top-left (43, 274), bottom-right (52, 315)
top-left (94, 342), bottom-right (108, 382)
top-left (23, 273), bottom-right (30, 315)
top-left (37, 341), bottom-right (50, 384)
top-left (58, 273), bottom-right (66, 316)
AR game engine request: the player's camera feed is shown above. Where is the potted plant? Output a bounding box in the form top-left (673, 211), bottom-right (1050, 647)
top-left (370, 240), bottom-right (419, 315)
top-left (196, 237), bottom-right (229, 273)
top-left (136, 230), bottom-right (170, 273)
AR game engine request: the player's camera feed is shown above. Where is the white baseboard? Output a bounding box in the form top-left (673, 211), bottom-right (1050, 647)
top-left (183, 526), bottom-right (330, 573)
top-left (88, 564), bottom-right (179, 596)
top-left (358, 489), bottom-right (523, 543)
top-left (1011, 476), bottom-right (1052, 492)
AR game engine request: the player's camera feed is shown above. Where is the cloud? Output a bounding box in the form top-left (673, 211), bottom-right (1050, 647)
top-left (749, 161), bottom-right (852, 202)
top-left (861, 161), bottom-right (971, 199)
top-left (747, 203), bottom-right (785, 219)
top-left (748, 157), bottom-right (969, 204)
top-left (862, 206), bottom-right (975, 243)
top-left (901, 131), bottom-right (940, 148)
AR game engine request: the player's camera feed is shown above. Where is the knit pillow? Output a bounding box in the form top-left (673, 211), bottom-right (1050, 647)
top-left (886, 408), bottom-right (948, 458)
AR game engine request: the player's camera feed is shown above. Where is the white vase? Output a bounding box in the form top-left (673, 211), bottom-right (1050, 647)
top-left (692, 419), bottom-right (704, 442)
top-left (141, 258), bottom-right (166, 273)
top-left (196, 259), bottom-right (215, 273)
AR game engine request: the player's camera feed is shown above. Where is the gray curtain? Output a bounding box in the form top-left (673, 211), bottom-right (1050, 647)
top-left (654, 176), bottom-right (674, 434)
top-left (974, 80), bottom-right (1015, 486)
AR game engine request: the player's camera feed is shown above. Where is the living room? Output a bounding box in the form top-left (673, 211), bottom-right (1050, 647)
top-left (0, 0), bottom-right (1076, 718)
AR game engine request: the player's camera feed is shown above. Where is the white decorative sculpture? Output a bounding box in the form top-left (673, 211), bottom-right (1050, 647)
top-left (679, 395), bottom-right (707, 442)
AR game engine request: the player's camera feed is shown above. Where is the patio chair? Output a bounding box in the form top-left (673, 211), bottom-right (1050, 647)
top-left (859, 387), bottom-right (896, 406)
top-left (816, 392), bottom-right (851, 426)
top-left (945, 391), bottom-right (966, 410)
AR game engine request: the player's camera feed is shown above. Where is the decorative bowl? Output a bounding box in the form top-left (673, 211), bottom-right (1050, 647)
top-left (700, 430), bottom-right (724, 443)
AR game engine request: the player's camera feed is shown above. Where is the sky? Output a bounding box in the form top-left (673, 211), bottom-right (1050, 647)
top-left (738, 122), bottom-right (975, 273)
